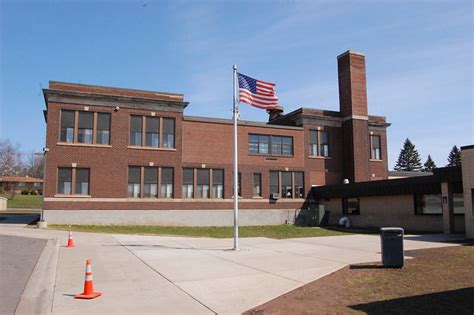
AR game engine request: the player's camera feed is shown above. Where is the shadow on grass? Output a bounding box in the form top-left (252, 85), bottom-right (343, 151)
top-left (349, 264), bottom-right (385, 270)
top-left (349, 287), bottom-right (474, 314)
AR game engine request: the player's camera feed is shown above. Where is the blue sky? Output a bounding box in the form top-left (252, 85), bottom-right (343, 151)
top-left (1, 0), bottom-right (472, 168)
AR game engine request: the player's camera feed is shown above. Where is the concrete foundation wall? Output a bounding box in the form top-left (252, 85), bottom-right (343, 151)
top-left (323, 195), bottom-right (461, 233)
top-left (44, 209), bottom-right (299, 226)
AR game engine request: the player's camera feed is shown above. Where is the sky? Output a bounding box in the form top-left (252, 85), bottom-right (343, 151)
top-left (1, 0), bottom-right (472, 169)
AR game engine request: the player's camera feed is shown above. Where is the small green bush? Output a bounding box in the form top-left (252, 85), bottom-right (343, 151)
top-left (21, 190), bottom-right (30, 195)
top-left (37, 189), bottom-right (43, 195)
top-left (30, 190), bottom-right (38, 195)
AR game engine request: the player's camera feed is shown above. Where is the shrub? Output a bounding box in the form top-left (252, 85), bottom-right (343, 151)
top-left (30, 190), bottom-right (38, 195)
top-left (37, 189), bottom-right (43, 195)
top-left (21, 189), bottom-right (30, 195)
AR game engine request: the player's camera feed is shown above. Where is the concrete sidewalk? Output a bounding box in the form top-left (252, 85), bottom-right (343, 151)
top-left (0, 225), bottom-right (463, 315)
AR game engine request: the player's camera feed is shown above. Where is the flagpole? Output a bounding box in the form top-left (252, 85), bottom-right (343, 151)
top-left (232, 64), bottom-right (239, 251)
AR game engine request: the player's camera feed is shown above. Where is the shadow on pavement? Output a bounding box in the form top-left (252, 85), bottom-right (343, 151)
top-left (349, 287), bottom-right (474, 314)
top-left (0, 213), bottom-right (40, 225)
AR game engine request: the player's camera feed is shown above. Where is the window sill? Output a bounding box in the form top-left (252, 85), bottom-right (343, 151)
top-left (370, 159), bottom-right (383, 162)
top-left (127, 146), bottom-right (177, 151)
top-left (252, 196), bottom-right (263, 199)
top-left (248, 153), bottom-right (294, 158)
top-left (57, 142), bottom-right (112, 148)
top-left (308, 155), bottom-right (331, 159)
top-left (54, 194), bottom-right (91, 198)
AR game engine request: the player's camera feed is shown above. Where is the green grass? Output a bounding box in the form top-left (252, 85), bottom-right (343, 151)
top-left (1, 194), bottom-right (43, 209)
top-left (50, 224), bottom-right (358, 239)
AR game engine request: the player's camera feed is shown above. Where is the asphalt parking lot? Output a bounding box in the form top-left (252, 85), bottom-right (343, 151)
top-left (0, 234), bottom-right (47, 315)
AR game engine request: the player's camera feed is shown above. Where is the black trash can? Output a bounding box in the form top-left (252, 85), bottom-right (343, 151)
top-left (380, 227), bottom-right (404, 268)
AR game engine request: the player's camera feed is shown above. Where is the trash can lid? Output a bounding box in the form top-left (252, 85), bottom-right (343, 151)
top-left (380, 227), bottom-right (404, 233)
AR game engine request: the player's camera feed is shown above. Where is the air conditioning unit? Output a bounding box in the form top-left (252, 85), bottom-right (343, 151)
top-left (271, 193), bottom-right (280, 200)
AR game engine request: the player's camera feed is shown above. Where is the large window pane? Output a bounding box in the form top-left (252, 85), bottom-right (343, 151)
top-left (58, 168), bottom-right (72, 194)
top-left (97, 113), bottom-right (110, 145)
top-left (130, 116), bottom-right (142, 146)
top-left (282, 137), bottom-right (293, 155)
top-left (145, 117), bottom-right (160, 147)
top-left (281, 171), bottom-right (292, 198)
top-left (160, 168), bottom-right (174, 198)
top-left (196, 169), bottom-right (210, 198)
top-left (259, 135), bottom-right (269, 154)
top-left (75, 168), bottom-right (90, 195)
top-left (212, 169), bottom-right (224, 198)
top-left (309, 130), bottom-right (318, 156)
top-left (182, 168), bottom-right (194, 198)
top-left (294, 172), bottom-right (304, 198)
top-left (253, 173), bottom-right (261, 197)
top-left (343, 198), bottom-right (360, 215)
top-left (249, 134), bottom-right (259, 154)
top-left (270, 171), bottom-right (279, 195)
top-left (271, 136), bottom-right (282, 155)
top-left (320, 131), bottom-right (329, 157)
top-left (128, 166), bottom-right (141, 198)
top-left (78, 112), bottom-right (93, 144)
top-left (143, 167), bottom-right (158, 198)
top-left (423, 194), bottom-right (442, 214)
top-left (162, 118), bottom-right (175, 148)
top-left (60, 110), bottom-right (75, 143)
top-left (371, 135), bottom-right (381, 160)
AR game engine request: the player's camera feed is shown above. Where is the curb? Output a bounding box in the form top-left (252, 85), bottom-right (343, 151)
top-left (15, 237), bottom-right (60, 315)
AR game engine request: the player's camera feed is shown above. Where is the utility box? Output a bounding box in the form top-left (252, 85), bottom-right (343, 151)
top-left (380, 227), bottom-right (404, 268)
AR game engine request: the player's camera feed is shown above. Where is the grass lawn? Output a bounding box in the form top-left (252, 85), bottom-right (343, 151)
top-left (1, 195), bottom-right (42, 209)
top-left (49, 224), bottom-right (358, 239)
top-left (245, 244), bottom-right (474, 314)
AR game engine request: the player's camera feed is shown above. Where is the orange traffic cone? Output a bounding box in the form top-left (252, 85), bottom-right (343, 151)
top-left (67, 230), bottom-right (75, 248)
top-left (75, 259), bottom-right (102, 299)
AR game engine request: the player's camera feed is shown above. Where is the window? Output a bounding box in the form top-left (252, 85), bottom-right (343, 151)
top-left (75, 168), bottom-right (90, 195)
top-left (60, 110), bottom-right (111, 145)
top-left (370, 135), bottom-right (381, 160)
top-left (270, 171), bottom-right (279, 195)
top-left (343, 198), bottom-right (360, 215)
top-left (57, 167), bottom-right (90, 195)
top-left (128, 166), bottom-right (141, 198)
top-left (197, 169), bottom-right (210, 198)
top-left (183, 168), bottom-right (194, 198)
top-left (294, 172), bottom-right (304, 198)
top-left (145, 117), bottom-right (159, 147)
top-left (162, 118), bottom-right (175, 148)
top-left (281, 171), bottom-right (292, 198)
top-left (253, 173), bottom-right (262, 197)
top-left (130, 116), bottom-right (143, 146)
top-left (269, 170), bottom-right (305, 199)
top-left (309, 130), bottom-right (329, 157)
top-left (58, 168), bottom-right (72, 194)
top-left (96, 113), bottom-right (111, 145)
top-left (144, 167), bottom-right (158, 198)
top-left (248, 134), bottom-right (293, 156)
top-left (212, 169), bottom-right (224, 199)
top-left (161, 168), bottom-right (174, 198)
top-left (453, 193), bottom-right (465, 214)
top-left (414, 194), bottom-right (442, 214)
top-left (77, 112), bottom-right (93, 144)
top-left (130, 115), bottom-right (175, 149)
top-left (60, 110), bottom-right (75, 143)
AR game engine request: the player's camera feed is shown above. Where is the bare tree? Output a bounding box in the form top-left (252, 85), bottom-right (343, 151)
top-left (25, 151), bottom-right (44, 178)
top-left (0, 139), bottom-right (25, 176)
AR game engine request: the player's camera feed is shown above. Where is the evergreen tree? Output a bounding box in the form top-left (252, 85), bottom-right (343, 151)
top-left (394, 138), bottom-right (423, 171)
top-left (447, 145), bottom-right (461, 166)
top-left (423, 154), bottom-right (436, 172)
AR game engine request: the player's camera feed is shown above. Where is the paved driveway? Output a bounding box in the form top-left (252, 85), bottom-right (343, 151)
top-left (111, 234), bottom-right (460, 314)
top-left (0, 235), bottom-right (47, 315)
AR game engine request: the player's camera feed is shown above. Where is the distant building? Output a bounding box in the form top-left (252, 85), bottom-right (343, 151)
top-left (42, 50), bottom-right (391, 225)
top-left (0, 176), bottom-right (43, 192)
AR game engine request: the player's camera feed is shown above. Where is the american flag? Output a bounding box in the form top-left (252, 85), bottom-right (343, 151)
top-left (238, 73), bottom-right (278, 109)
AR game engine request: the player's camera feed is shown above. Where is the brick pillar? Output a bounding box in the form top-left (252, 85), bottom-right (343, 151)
top-left (338, 50), bottom-right (370, 183)
top-left (441, 182), bottom-right (455, 234)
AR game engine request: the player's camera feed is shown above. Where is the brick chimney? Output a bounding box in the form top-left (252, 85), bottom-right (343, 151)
top-left (338, 50), bottom-right (370, 183)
